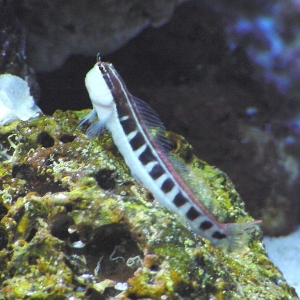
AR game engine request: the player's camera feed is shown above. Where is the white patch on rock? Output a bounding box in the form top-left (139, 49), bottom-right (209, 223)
top-left (0, 74), bottom-right (42, 125)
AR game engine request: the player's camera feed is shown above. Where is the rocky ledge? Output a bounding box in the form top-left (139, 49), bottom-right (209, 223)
top-left (0, 110), bottom-right (297, 299)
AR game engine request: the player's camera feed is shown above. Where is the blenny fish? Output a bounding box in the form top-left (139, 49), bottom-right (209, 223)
top-left (82, 55), bottom-right (261, 249)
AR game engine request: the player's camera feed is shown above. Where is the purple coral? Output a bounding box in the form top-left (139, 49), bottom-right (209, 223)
top-left (224, 1), bottom-right (300, 97)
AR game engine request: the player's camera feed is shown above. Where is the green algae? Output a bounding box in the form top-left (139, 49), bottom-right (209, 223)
top-left (0, 110), bottom-right (298, 299)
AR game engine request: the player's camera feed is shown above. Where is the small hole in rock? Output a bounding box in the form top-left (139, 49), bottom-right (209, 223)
top-left (86, 224), bottom-right (131, 255)
top-left (0, 203), bottom-right (8, 219)
top-left (85, 287), bottom-right (105, 300)
top-left (63, 256), bottom-right (75, 271)
top-left (103, 287), bottom-right (120, 299)
top-left (150, 263), bottom-right (160, 272)
top-left (65, 203), bottom-right (73, 212)
top-left (60, 134), bottom-right (76, 143)
top-left (51, 216), bottom-right (74, 240)
top-left (37, 131), bottom-right (55, 148)
top-left (26, 228), bottom-right (38, 243)
top-left (94, 169), bottom-right (116, 190)
top-left (83, 224), bottom-right (143, 282)
top-left (12, 164), bottom-right (35, 181)
top-left (9, 267), bottom-right (17, 278)
top-left (0, 227), bottom-right (8, 250)
top-left (26, 175), bottom-right (70, 196)
top-left (70, 230), bottom-right (81, 244)
top-left (28, 255), bottom-right (39, 265)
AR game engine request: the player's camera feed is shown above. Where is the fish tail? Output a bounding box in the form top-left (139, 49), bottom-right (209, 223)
top-left (218, 220), bottom-right (262, 251)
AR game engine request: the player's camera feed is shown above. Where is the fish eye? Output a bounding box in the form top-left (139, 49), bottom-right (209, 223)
top-left (98, 63), bottom-right (107, 74)
top-left (96, 53), bottom-right (107, 74)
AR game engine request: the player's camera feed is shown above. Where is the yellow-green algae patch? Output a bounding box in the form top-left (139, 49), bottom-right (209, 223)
top-left (0, 110), bottom-right (298, 299)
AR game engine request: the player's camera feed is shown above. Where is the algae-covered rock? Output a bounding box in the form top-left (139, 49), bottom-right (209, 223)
top-left (0, 110), bottom-right (298, 299)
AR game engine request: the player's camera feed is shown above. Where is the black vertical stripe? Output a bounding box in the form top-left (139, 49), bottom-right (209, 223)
top-left (173, 192), bottom-right (187, 207)
top-left (149, 164), bottom-right (165, 180)
top-left (186, 207), bottom-right (200, 221)
top-left (120, 117), bottom-right (137, 135)
top-left (130, 131), bottom-right (146, 151)
top-left (161, 178), bottom-right (175, 193)
top-left (212, 231), bottom-right (226, 239)
top-left (139, 147), bottom-right (154, 165)
top-left (199, 221), bottom-right (213, 231)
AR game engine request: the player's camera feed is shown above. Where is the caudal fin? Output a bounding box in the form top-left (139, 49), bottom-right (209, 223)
top-left (218, 220), bottom-right (262, 252)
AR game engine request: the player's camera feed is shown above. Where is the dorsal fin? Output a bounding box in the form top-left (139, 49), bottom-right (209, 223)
top-left (133, 97), bottom-right (213, 210)
top-left (167, 154), bottom-right (215, 212)
top-left (133, 96), bottom-right (165, 128)
top-left (133, 96), bottom-right (173, 152)
top-left (133, 95), bottom-right (215, 209)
